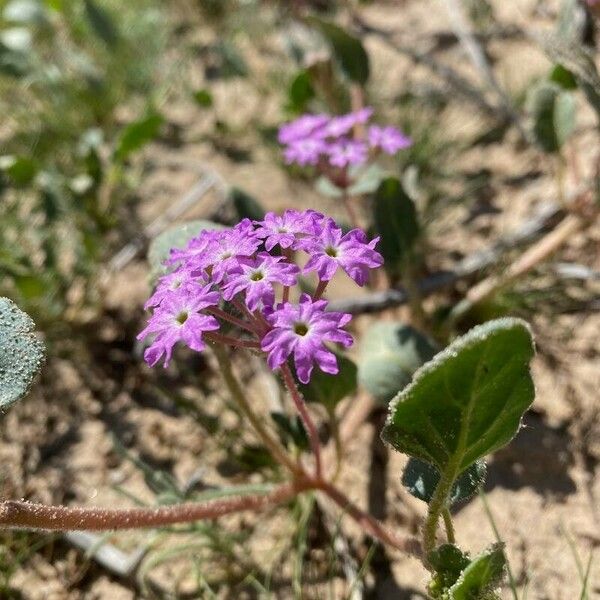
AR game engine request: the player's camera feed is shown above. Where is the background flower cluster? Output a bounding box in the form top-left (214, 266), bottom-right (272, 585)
top-left (278, 108), bottom-right (412, 168)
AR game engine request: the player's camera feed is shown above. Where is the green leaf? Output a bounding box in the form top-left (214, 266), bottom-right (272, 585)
top-left (550, 64), bottom-right (577, 90)
top-left (308, 18), bottom-right (370, 85)
top-left (298, 352), bottom-right (357, 409)
top-left (83, 0), bottom-right (119, 47)
top-left (114, 112), bottom-right (163, 162)
top-left (148, 220), bottom-right (225, 277)
top-left (358, 322), bottom-right (436, 404)
top-left (229, 187), bottom-right (265, 221)
top-left (0, 155), bottom-right (38, 186)
top-left (381, 318), bottom-right (535, 475)
top-left (0, 297), bottom-right (45, 410)
top-left (271, 412), bottom-right (309, 450)
top-left (193, 89), bottom-right (213, 108)
top-left (287, 69), bottom-right (315, 113)
top-left (402, 458), bottom-right (487, 505)
top-left (373, 177), bottom-right (420, 279)
top-left (554, 91), bottom-right (576, 147)
top-left (428, 544), bottom-right (471, 594)
top-left (448, 544), bottom-right (506, 599)
top-left (527, 82), bottom-right (576, 153)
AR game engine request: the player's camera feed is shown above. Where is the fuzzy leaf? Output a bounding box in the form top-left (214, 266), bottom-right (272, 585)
top-left (448, 544), bottom-right (506, 599)
top-left (308, 18), bottom-right (369, 85)
top-left (358, 322), bottom-right (436, 404)
top-left (148, 220), bottom-right (225, 277)
top-left (382, 319), bottom-right (535, 474)
top-left (428, 544), bottom-right (471, 594)
top-left (373, 177), bottom-right (420, 279)
top-left (402, 458), bottom-right (487, 505)
top-left (0, 297), bottom-right (45, 409)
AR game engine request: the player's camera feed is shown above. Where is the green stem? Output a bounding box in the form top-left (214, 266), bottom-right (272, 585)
top-left (442, 508), bottom-right (456, 544)
top-left (213, 346), bottom-right (301, 476)
top-left (423, 464), bottom-right (458, 561)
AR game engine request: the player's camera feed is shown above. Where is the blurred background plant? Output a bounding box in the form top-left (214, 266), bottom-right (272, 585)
top-left (0, 0), bottom-right (169, 326)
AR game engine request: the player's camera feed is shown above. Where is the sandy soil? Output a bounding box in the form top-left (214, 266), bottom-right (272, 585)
top-left (0, 0), bottom-right (599, 598)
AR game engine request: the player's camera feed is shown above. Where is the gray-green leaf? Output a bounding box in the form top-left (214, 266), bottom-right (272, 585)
top-left (0, 297), bottom-right (45, 409)
top-left (402, 458), bottom-right (486, 505)
top-left (381, 318), bottom-right (535, 474)
top-left (358, 321), bottom-right (436, 404)
top-left (148, 220), bottom-right (225, 278)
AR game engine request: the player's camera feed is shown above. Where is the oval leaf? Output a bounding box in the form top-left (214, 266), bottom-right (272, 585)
top-left (449, 543), bottom-right (506, 600)
top-left (373, 177), bottom-right (420, 280)
top-left (402, 458), bottom-right (487, 505)
top-left (308, 18), bottom-right (370, 85)
top-left (114, 112), bottom-right (164, 162)
top-left (358, 321), bottom-right (436, 404)
top-left (148, 220), bottom-right (225, 278)
top-left (0, 297), bottom-right (45, 409)
top-left (381, 318), bottom-right (535, 474)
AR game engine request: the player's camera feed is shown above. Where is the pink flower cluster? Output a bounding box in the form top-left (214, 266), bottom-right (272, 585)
top-left (278, 108), bottom-right (412, 169)
top-left (138, 210), bottom-right (383, 383)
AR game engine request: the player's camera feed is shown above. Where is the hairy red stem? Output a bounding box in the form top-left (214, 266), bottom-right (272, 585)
top-left (0, 481), bottom-right (308, 532)
top-left (280, 364), bottom-right (323, 479)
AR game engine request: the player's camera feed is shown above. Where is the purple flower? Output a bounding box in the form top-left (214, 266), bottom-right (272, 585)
top-left (200, 221), bottom-right (262, 283)
top-left (302, 223), bottom-right (383, 285)
top-left (261, 294), bottom-right (353, 383)
top-left (254, 209), bottom-right (318, 251)
top-left (138, 285), bottom-right (220, 367)
top-left (144, 268), bottom-right (195, 309)
top-left (222, 253), bottom-right (300, 310)
top-left (283, 138), bottom-right (328, 166)
top-left (322, 107), bottom-right (373, 138)
top-left (278, 114), bottom-right (329, 144)
top-left (368, 125), bottom-right (412, 154)
top-left (327, 140), bottom-right (368, 168)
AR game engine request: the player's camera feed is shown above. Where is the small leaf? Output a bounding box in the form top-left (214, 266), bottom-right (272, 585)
top-left (347, 164), bottom-right (387, 196)
top-left (0, 155), bottom-right (38, 186)
top-left (148, 220), bottom-right (225, 277)
top-left (0, 297), bottom-right (45, 410)
top-left (373, 177), bottom-right (420, 280)
top-left (428, 544), bottom-right (471, 594)
top-left (448, 544), bottom-right (506, 599)
top-left (114, 112), bottom-right (163, 162)
top-left (402, 458), bottom-right (487, 505)
top-left (308, 18), bottom-right (370, 85)
top-left (287, 69), bottom-right (315, 113)
top-left (193, 89), bottom-right (213, 108)
top-left (358, 322), bottom-right (436, 404)
top-left (315, 176), bottom-right (343, 198)
top-left (381, 318), bottom-right (535, 475)
top-left (527, 82), bottom-right (576, 153)
top-left (83, 0), bottom-right (119, 47)
top-left (230, 187), bottom-right (266, 221)
top-left (554, 91), bottom-right (576, 147)
top-left (271, 412), bottom-right (309, 450)
top-left (298, 352), bottom-right (357, 409)
top-left (550, 64), bottom-right (577, 90)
